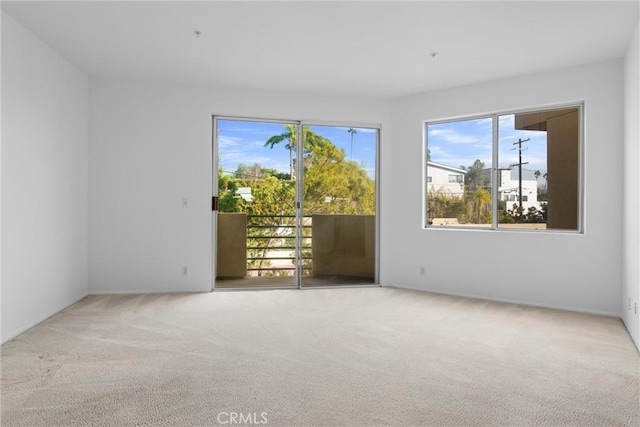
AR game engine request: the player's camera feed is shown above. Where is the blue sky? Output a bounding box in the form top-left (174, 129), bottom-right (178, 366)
top-left (427, 115), bottom-right (548, 172)
top-left (217, 119), bottom-right (378, 179)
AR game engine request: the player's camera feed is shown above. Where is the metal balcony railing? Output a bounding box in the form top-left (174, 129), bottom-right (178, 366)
top-left (246, 215), bottom-right (312, 274)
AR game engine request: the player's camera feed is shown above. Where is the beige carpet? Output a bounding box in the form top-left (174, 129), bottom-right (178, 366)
top-left (1, 287), bottom-right (638, 426)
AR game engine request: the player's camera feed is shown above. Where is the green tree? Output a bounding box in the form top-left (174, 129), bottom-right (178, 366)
top-left (468, 188), bottom-right (491, 224)
top-left (234, 163), bottom-right (262, 179)
top-left (234, 163), bottom-right (289, 180)
top-left (453, 159), bottom-right (491, 224)
top-left (218, 167), bottom-right (240, 212)
top-left (224, 129), bottom-right (375, 216)
top-left (302, 135), bottom-right (375, 215)
top-left (461, 159), bottom-right (490, 194)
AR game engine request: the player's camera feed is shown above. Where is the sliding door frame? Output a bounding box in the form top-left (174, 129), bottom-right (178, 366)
top-left (212, 115), bottom-right (381, 291)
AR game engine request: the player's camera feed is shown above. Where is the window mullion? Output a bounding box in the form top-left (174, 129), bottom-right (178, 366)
top-left (492, 114), bottom-right (499, 229)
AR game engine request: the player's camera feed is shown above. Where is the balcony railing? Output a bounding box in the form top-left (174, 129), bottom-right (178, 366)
top-left (216, 213), bottom-right (375, 281)
top-left (246, 214), bottom-right (312, 275)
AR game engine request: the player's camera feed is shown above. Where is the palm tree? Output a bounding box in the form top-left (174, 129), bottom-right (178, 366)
top-left (264, 125), bottom-right (326, 179)
top-left (264, 124), bottom-right (296, 179)
top-left (347, 128), bottom-right (357, 159)
top-left (473, 188), bottom-right (492, 223)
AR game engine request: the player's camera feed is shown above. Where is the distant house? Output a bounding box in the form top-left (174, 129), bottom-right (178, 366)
top-left (426, 161), bottom-right (466, 197)
top-left (498, 168), bottom-right (541, 211)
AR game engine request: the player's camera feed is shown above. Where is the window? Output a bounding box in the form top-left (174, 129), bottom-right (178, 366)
top-left (427, 176), bottom-right (432, 183)
top-left (425, 105), bottom-right (582, 232)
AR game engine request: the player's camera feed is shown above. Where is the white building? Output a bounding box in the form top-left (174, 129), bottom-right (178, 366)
top-left (498, 168), bottom-right (541, 212)
top-left (426, 161), bottom-right (466, 197)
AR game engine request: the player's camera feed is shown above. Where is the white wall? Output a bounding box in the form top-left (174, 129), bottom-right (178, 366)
top-left (623, 24), bottom-right (640, 349)
top-left (1, 13), bottom-right (89, 343)
top-left (89, 79), bottom-right (389, 293)
top-left (384, 60), bottom-right (624, 316)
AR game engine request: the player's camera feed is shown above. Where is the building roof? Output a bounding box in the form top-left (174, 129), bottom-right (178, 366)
top-left (427, 161), bottom-right (467, 175)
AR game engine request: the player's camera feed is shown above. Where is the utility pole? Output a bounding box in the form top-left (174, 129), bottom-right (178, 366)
top-left (511, 138), bottom-right (530, 217)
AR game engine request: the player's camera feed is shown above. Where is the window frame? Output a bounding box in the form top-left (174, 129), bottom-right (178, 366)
top-left (423, 102), bottom-right (584, 233)
top-left (448, 174), bottom-right (464, 184)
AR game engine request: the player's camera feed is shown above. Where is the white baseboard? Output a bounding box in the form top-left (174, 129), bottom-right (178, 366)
top-left (383, 283), bottom-right (622, 318)
top-left (622, 317), bottom-right (640, 353)
top-left (1, 292), bottom-right (89, 345)
top-left (89, 288), bottom-right (210, 295)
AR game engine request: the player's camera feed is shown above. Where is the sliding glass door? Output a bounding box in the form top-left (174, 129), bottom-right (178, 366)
top-left (300, 124), bottom-right (378, 287)
top-left (213, 117), bottom-right (378, 289)
top-left (214, 118), bottom-right (299, 288)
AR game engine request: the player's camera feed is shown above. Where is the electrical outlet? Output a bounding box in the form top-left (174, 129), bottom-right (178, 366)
top-left (420, 266), bottom-right (425, 276)
top-left (182, 266), bottom-right (189, 277)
